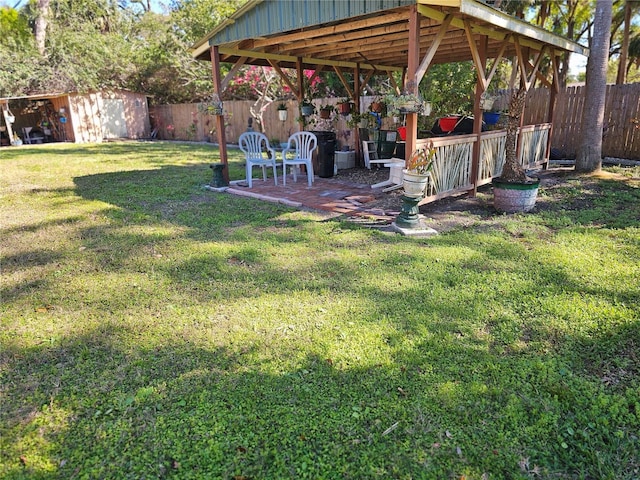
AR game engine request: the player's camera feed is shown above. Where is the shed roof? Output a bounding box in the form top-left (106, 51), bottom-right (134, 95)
top-left (192, 0), bottom-right (588, 71)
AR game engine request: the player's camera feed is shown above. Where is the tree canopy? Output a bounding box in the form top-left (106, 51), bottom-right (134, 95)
top-left (1, 0), bottom-right (638, 104)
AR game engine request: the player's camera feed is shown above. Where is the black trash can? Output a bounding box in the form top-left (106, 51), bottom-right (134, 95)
top-left (311, 131), bottom-right (336, 178)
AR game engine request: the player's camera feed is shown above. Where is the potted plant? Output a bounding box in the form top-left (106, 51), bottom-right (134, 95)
top-left (479, 93), bottom-right (497, 111)
top-left (319, 104), bottom-right (334, 119)
top-left (482, 109), bottom-right (502, 126)
top-left (277, 102), bottom-right (288, 121)
top-left (369, 97), bottom-right (385, 113)
top-left (337, 99), bottom-right (352, 115)
top-left (346, 112), bottom-right (368, 129)
top-left (396, 93), bottom-right (423, 114)
top-left (385, 89), bottom-right (425, 114)
top-left (198, 94), bottom-right (223, 116)
top-left (402, 143), bottom-right (435, 198)
top-left (492, 87), bottom-right (539, 213)
top-left (300, 100), bottom-right (314, 117)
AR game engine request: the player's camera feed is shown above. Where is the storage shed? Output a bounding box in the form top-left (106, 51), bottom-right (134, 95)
top-left (0, 90), bottom-right (151, 146)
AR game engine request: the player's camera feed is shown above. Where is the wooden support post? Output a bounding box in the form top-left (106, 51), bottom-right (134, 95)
top-left (470, 35), bottom-right (488, 197)
top-left (296, 57), bottom-right (305, 132)
top-left (545, 55), bottom-right (560, 169)
top-left (405, 4), bottom-right (420, 162)
top-left (210, 45), bottom-right (229, 183)
top-left (354, 63), bottom-right (362, 166)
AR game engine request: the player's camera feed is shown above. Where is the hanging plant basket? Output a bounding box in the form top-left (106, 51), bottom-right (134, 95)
top-left (338, 102), bottom-right (352, 115)
top-left (278, 109), bottom-right (288, 121)
top-left (397, 100), bottom-right (422, 114)
top-left (320, 108), bottom-right (331, 119)
top-left (301, 104), bottom-right (314, 116)
top-left (370, 101), bottom-right (384, 113)
top-left (480, 97), bottom-right (495, 111)
top-left (198, 96), bottom-right (223, 116)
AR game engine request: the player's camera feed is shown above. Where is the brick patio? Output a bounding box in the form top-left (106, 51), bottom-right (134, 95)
top-left (222, 173), bottom-right (400, 223)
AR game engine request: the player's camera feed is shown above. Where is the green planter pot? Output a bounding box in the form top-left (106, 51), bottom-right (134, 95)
top-left (492, 177), bottom-right (540, 213)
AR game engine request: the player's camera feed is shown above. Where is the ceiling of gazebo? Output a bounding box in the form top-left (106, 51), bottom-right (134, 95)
top-left (192, 0), bottom-right (588, 73)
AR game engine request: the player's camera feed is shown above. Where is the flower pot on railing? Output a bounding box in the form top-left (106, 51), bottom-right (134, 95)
top-left (301, 104), bottom-right (314, 116)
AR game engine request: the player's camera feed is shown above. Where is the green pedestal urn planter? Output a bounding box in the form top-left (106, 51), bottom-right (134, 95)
top-left (492, 177), bottom-right (540, 213)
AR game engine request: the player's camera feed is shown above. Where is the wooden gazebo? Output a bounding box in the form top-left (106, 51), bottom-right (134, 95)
top-left (192, 0), bottom-right (588, 202)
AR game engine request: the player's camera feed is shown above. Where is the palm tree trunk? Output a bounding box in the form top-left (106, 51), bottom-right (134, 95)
top-left (35, 0), bottom-right (50, 56)
top-left (575, 1), bottom-right (611, 173)
top-left (616, 1), bottom-right (631, 85)
top-left (500, 87), bottom-right (527, 183)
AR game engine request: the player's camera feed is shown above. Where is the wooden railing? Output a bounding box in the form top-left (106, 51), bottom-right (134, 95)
top-left (518, 123), bottom-right (551, 168)
top-left (415, 123), bottom-right (551, 204)
top-left (478, 129), bottom-right (507, 187)
top-left (417, 135), bottom-right (476, 203)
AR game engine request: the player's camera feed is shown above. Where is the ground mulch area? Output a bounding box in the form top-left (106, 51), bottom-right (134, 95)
top-left (336, 166), bottom-right (636, 233)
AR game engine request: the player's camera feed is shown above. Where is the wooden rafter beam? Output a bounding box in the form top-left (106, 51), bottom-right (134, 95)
top-left (514, 37), bottom-right (529, 89)
top-left (217, 46), bottom-right (402, 72)
top-left (332, 66), bottom-right (353, 99)
top-left (415, 13), bottom-right (453, 83)
top-left (267, 60), bottom-right (300, 97)
top-left (464, 19), bottom-right (487, 90)
top-left (252, 11), bottom-right (412, 48)
top-left (418, 3), bottom-right (569, 58)
top-left (527, 45), bottom-right (546, 86)
top-left (485, 34), bottom-right (511, 87)
top-left (265, 22), bottom-right (411, 54)
top-left (514, 38), bottom-right (547, 91)
top-left (359, 69), bottom-right (376, 96)
top-left (387, 71), bottom-right (400, 95)
top-left (275, 25), bottom-right (441, 59)
top-left (551, 54), bottom-right (560, 93)
top-left (221, 56), bottom-right (248, 91)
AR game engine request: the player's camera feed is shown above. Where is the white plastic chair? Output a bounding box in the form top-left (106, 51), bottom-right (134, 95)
top-left (362, 140), bottom-right (390, 170)
top-left (22, 127), bottom-right (33, 144)
top-left (282, 131), bottom-right (317, 187)
top-left (371, 158), bottom-right (405, 192)
top-left (238, 131), bottom-right (278, 188)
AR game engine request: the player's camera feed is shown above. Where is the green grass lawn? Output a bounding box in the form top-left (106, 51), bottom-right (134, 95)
top-left (1, 142), bottom-right (639, 479)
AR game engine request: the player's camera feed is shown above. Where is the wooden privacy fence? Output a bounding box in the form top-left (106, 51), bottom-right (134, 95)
top-left (522, 83), bottom-right (639, 160)
top-left (149, 83), bottom-right (640, 160)
top-left (149, 98), bottom-right (394, 152)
